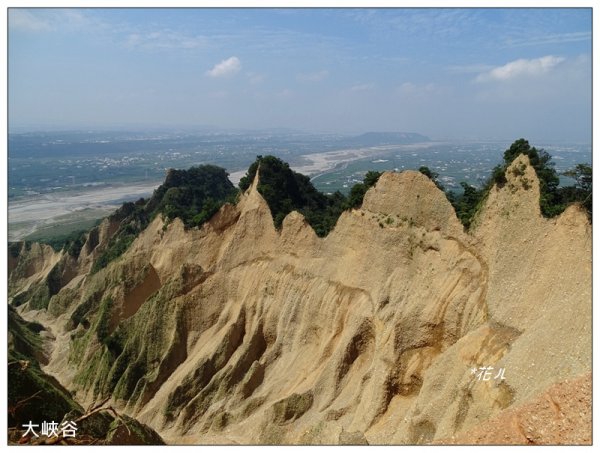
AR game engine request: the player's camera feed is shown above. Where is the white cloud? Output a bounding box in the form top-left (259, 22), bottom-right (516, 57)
top-left (206, 56), bottom-right (242, 78)
top-left (446, 63), bottom-right (494, 75)
top-left (297, 70), bottom-right (329, 82)
top-left (9, 9), bottom-right (90, 32)
top-left (398, 82), bottom-right (417, 94)
top-left (125, 30), bottom-right (207, 51)
top-left (350, 83), bottom-right (375, 92)
top-left (397, 82), bottom-right (436, 95)
top-left (208, 90), bottom-right (229, 99)
top-left (277, 89), bottom-right (293, 99)
top-left (9, 9), bottom-right (52, 31)
top-left (504, 31), bottom-right (591, 48)
top-left (474, 54), bottom-right (590, 104)
top-left (476, 55), bottom-right (565, 82)
top-left (247, 72), bottom-right (265, 85)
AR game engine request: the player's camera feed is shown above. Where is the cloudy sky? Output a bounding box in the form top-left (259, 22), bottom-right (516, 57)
top-left (8, 8), bottom-right (592, 141)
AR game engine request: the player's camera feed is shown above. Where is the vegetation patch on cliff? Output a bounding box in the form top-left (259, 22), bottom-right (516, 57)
top-left (421, 139), bottom-right (592, 228)
top-left (239, 155), bottom-right (381, 236)
top-left (91, 165), bottom-right (237, 273)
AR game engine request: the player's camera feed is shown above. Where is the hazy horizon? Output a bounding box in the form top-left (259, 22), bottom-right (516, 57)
top-left (8, 127), bottom-right (593, 149)
top-left (8, 8), bottom-right (592, 142)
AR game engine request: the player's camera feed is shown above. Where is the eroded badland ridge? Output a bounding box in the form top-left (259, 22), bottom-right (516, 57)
top-left (8, 155), bottom-right (591, 445)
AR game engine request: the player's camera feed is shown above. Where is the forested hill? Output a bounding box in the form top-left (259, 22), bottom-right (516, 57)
top-left (238, 155), bottom-right (381, 236)
top-left (91, 165), bottom-right (236, 273)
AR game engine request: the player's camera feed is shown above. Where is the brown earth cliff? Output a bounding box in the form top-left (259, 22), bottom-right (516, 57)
top-left (9, 155), bottom-right (591, 445)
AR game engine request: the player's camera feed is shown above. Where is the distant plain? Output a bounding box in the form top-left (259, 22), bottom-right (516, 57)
top-left (8, 130), bottom-right (591, 241)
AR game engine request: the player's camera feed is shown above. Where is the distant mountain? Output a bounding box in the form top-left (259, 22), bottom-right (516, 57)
top-left (349, 132), bottom-right (431, 146)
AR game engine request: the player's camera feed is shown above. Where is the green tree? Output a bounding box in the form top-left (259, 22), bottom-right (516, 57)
top-left (501, 138), bottom-right (561, 217)
top-left (418, 166), bottom-right (438, 180)
top-left (347, 171), bottom-right (382, 208)
top-left (92, 165), bottom-right (236, 273)
top-left (560, 163), bottom-right (592, 219)
top-left (449, 139), bottom-right (590, 228)
top-left (503, 138), bottom-right (536, 165)
top-left (238, 156), bottom-right (381, 236)
top-left (419, 166), bottom-right (445, 191)
top-left (563, 163), bottom-right (592, 192)
top-left (489, 164), bottom-right (507, 187)
top-left (452, 182), bottom-right (484, 228)
top-left (364, 170), bottom-right (382, 187)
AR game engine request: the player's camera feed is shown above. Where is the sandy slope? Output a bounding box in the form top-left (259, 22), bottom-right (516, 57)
top-left (438, 373), bottom-right (591, 445)
top-left (11, 155), bottom-right (591, 445)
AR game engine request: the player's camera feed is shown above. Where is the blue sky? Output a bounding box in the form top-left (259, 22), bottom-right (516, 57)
top-left (8, 8), bottom-right (592, 141)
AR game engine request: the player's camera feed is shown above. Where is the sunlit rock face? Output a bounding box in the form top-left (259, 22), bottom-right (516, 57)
top-left (10, 159), bottom-right (591, 445)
